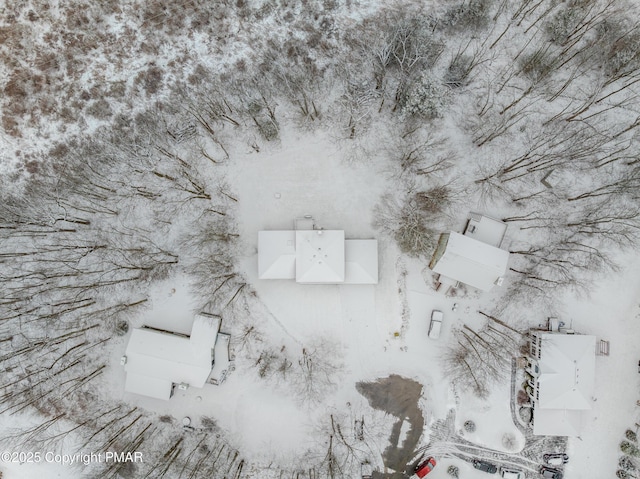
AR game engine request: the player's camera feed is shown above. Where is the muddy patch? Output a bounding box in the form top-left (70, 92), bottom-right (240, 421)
top-left (357, 375), bottom-right (424, 478)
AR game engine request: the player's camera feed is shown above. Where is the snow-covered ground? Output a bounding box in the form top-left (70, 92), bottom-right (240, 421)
top-left (3, 121), bottom-right (640, 479)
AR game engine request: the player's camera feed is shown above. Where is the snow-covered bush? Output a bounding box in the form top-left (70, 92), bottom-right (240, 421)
top-left (414, 186), bottom-right (451, 215)
top-left (134, 64), bottom-right (165, 96)
top-left (545, 6), bottom-right (584, 45)
top-left (517, 389), bottom-right (530, 405)
top-left (463, 420), bottom-right (476, 432)
top-left (445, 54), bottom-right (473, 88)
top-left (619, 455), bottom-right (637, 471)
top-left (400, 73), bottom-right (451, 119)
top-left (254, 117), bottom-right (280, 141)
top-left (626, 429), bottom-right (638, 442)
top-left (85, 99), bottom-right (114, 120)
top-left (442, 0), bottom-right (493, 31)
top-left (605, 33), bottom-right (640, 78)
top-left (621, 441), bottom-right (640, 457)
top-left (502, 432), bottom-right (517, 450)
top-left (519, 48), bottom-right (556, 83)
top-left (447, 464), bottom-right (459, 477)
top-left (393, 217), bottom-right (436, 258)
top-left (115, 319), bottom-right (129, 336)
top-left (374, 193), bottom-right (439, 259)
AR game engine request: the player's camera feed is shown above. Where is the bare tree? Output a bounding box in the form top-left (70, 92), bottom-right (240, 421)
top-left (293, 339), bottom-right (344, 406)
top-left (442, 312), bottom-right (524, 398)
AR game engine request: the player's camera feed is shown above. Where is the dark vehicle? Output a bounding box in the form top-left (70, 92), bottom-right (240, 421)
top-left (540, 466), bottom-right (563, 479)
top-left (410, 457), bottom-right (436, 479)
top-left (472, 460), bottom-right (498, 474)
top-left (543, 453), bottom-right (569, 466)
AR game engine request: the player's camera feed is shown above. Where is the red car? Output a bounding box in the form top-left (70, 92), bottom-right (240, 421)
top-left (411, 457), bottom-right (437, 479)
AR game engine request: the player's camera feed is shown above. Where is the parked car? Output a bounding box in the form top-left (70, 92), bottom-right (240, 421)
top-left (428, 310), bottom-right (443, 339)
top-left (472, 459), bottom-right (497, 474)
top-left (540, 466), bottom-right (563, 479)
top-left (499, 466), bottom-right (522, 478)
top-left (411, 457), bottom-right (436, 479)
top-left (543, 453), bottom-right (569, 466)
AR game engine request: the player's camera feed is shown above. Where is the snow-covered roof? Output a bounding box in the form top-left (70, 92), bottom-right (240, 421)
top-left (533, 333), bottom-right (596, 436)
top-left (533, 408), bottom-right (584, 437)
top-left (258, 231), bottom-right (296, 279)
top-left (124, 315), bottom-right (220, 399)
top-left (258, 228), bottom-right (378, 284)
top-left (537, 334), bottom-right (596, 409)
top-left (431, 232), bottom-right (509, 291)
top-left (344, 239), bottom-right (378, 284)
top-left (210, 332), bottom-right (231, 384)
top-left (295, 230), bottom-right (345, 283)
top-left (124, 373), bottom-right (173, 401)
top-left (464, 213), bottom-right (507, 248)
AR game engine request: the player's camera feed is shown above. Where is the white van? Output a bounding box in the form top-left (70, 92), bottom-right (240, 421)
top-left (428, 310), bottom-right (443, 339)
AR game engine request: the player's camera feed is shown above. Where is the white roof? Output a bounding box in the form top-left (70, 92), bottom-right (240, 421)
top-left (295, 230), bottom-right (345, 283)
top-left (533, 407), bottom-right (583, 436)
top-left (258, 229), bottom-right (379, 284)
top-left (431, 232), bottom-right (509, 291)
top-left (191, 314), bottom-right (223, 351)
top-left (124, 316), bottom-right (220, 398)
top-left (464, 213), bottom-right (507, 248)
top-left (536, 333), bottom-right (595, 409)
top-left (210, 332), bottom-right (231, 383)
top-left (258, 231), bottom-right (296, 279)
top-left (344, 240), bottom-right (378, 284)
top-left (533, 333), bottom-right (596, 436)
top-left (124, 373), bottom-right (173, 401)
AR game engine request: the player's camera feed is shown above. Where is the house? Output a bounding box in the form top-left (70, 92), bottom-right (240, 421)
top-left (258, 218), bottom-right (378, 284)
top-left (122, 314), bottom-right (222, 400)
top-left (525, 331), bottom-right (596, 436)
top-left (296, 230), bottom-right (346, 283)
top-left (429, 214), bottom-right (509, 291)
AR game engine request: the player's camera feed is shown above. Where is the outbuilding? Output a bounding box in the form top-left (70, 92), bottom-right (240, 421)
top-left (122, 314), bottom-right (221, 400)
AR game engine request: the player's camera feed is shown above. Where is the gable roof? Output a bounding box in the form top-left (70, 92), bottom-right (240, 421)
top-left (344, 239), bottom-right (378, 284)
top-left (295, 230), bottom-right (345, 283)
top-left (431, 232), bottom-right (509, 291)
top-left (258, 231), bottom-right (296, 279)
top-left (124, 315), bottom-right (220, 398)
